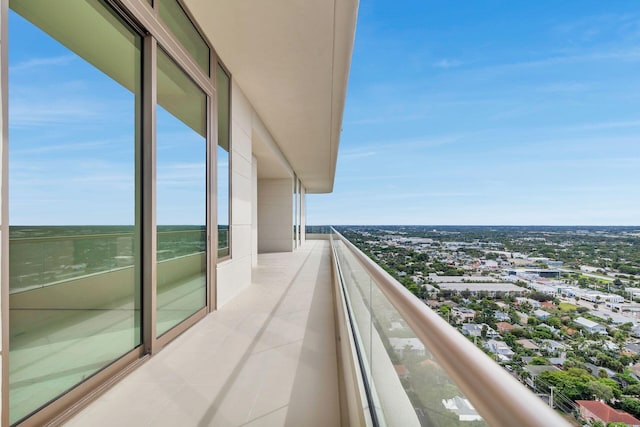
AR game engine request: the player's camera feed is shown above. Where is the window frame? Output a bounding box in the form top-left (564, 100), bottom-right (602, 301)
top-left (215, 60), bottom-right (232, 263)
top-left (1, 0), bottom-right (230, 423)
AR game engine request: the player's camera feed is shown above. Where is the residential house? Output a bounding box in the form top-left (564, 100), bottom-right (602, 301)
top-left (533, 309), bottom-right (551, 320)
top-left (494, 311), bottom-right (511, 322)
top-left (523, 365), bottom-right (560, 388)
top-left (630, 363), bottom-right (640, 378)
top-left (483, 340), bottom-right (515, 361)
top-left (539, 339), bottom-right (566, 353)
top-left (516, 297), bottom-right (541, 309)
top-left (547, 353), bottom-right (566, 367)
top-left (516, 339), bottom-right (540, 351)
top-left (576, 400), bottom-right (640, 427)
top-left (624, 341), bottom-right (640, 356)
top-left (575, 317), bottom-right (608, 335)
top-left (442, 397), bottom-right (482, 422)
top-left (584, 363), bottom-right (616, 379)
top-left (461, 323), bottom-right (499, 339)
top-left (452, 307), bottom-right (476, 321)
top-left (496, 322), bottom-right (517, 334)
top-left (389, 337), bottom-right (427, 357)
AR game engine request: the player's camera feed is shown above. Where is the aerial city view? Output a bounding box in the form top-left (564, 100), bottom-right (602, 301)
top-left (334, 226), bottom-right (640, 425)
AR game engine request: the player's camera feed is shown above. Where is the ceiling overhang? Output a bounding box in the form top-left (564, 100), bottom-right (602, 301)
top-left (183, 0), bottom-right (358, 193)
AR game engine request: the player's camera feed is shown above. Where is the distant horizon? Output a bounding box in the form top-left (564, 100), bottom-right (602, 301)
top-left (314, 224), bottom-right (640, 228)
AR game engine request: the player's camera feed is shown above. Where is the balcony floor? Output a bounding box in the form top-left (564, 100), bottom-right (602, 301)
top-left (66, 240), bottom-right (340, 426)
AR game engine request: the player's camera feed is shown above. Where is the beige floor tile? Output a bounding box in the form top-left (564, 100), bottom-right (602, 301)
top-left (65, 241), bottom-right (340, 427)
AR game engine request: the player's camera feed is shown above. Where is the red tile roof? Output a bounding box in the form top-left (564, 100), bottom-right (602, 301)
top-left (496, 322), bottom-right (516, 331)
top-left (577, 400), bottom-right (640, 425)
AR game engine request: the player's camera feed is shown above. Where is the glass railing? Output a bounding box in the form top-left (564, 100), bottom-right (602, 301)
top-left (10, 226), bottom-right (206, 293)
top-left (305, 225), bottom-right (332, 235)
top-left (330, 229), bottom-right (568, 427)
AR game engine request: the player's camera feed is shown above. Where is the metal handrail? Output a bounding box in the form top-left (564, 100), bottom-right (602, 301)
top-left (332, 228), bottom-right (569, 427)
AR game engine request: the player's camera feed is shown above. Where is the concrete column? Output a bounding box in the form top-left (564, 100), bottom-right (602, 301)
top-left (257, 178), bottom-right (293, 253)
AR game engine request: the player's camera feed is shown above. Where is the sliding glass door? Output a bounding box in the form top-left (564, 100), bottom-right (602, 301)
top-left (7, 0), bottom-right (218, 423)
top-left (8, 1), bottom-right (142, 422)
top-left (156, 49), bottom-right (207, 336)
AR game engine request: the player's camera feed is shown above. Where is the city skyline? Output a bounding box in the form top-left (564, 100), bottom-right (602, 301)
top-left (308, 1), bottom-right (640, 226)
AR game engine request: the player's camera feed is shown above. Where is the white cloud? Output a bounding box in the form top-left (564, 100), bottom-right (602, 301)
top-left (538, 82), bottom-right (590, 93)
top-left (340, 150), bottom-right (377, 160)
top-left (10, 55), bottom-right (76, 72)
top-left (483, 48), bottom-right (640, 74)
top-left (341, 134), bottom-right (465, 155)
top-left (561, 119), bottom-right (640, 132)
top-left (10, 101), bottom-right (102, 127)
top-left (11, 140), bottom-right (112, 155)
top-left (433, 59), bottom-right (463, 69)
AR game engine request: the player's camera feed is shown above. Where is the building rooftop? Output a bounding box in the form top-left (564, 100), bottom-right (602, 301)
top-left (577, 400), bottom-right (640, 425)
top-left (438, 282), bottom-right (527, 292)
top-left (575, 317), bottom-right (603, 329)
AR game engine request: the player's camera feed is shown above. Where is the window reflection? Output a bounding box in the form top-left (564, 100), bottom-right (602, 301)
top-left (217, 64), bottom-right (230, 258)
top-left (8, 2), bottom-right (141, 423)
top-left (156, 49), bottom-right (207, 336)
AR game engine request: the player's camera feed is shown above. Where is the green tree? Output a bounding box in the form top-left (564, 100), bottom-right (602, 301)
top-left (620, 398), bottom-right (640, 418)
top-left (503, 332), bottom-right (517, 347)
top-left (588, 381), bottom-right (614, 402)
top-left (625, 384), bottom-right (640, 396)
top-left (598, 378), bottom-right (621, 399)
top-left (530, 357), bottom-right (549, 365)
top-left (546, 316), bottom-right (562, 328)
top-left (537, 368), bottom-right (595, 400)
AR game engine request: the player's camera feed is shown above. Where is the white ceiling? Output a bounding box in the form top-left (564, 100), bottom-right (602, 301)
top-left (183, 0), bottom-right (358, 193)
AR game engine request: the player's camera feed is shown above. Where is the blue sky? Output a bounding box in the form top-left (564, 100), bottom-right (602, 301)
top-left (308, 1), bottom-right (640, 225)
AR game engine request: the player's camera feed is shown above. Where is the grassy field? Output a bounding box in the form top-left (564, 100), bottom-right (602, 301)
top-left (558, 302), bottom-right (578, 312)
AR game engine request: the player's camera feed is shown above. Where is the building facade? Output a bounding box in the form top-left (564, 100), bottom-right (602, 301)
top-left (0, 0), bottom-right (358, 424)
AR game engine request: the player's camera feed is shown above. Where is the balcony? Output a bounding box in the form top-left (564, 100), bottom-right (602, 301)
top-left (64, 239), bottom-right (340, 426)
top-left (58, 232), bottom-right (567, 426)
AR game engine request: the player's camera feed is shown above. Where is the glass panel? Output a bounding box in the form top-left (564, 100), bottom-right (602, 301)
top-left (297, 179), bottom-right (302, 245)
top-left (156, 49), bottom-right (207, 336)
top-left (293, 178), bottom-right (297, 247)
top-left (333, 236), bottom-right (488, 426)
top-left (8, 1), bottom-right (141, 423)
top-left (301, 187), bottom-right (306, 242)
top-left (216, 64), bottom-right (230, 258)
top-left (158, 0), bottom-right (210, 74)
